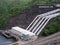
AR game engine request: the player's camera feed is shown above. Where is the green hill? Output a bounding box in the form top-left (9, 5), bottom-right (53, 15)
top-left (0, 0), bottom-right (60, 36)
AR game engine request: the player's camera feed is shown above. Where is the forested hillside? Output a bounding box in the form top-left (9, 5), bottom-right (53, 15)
top-left (0, 0), bottom-right (60, 36)
top-left (0, 0), bottom-right (60, 29)
top-left (0, 0), bottom-right (33, 29)
top-left (42, 16), bottom-right (60, 36)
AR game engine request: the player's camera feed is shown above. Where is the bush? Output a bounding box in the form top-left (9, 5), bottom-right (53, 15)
top-left (42, 16), bottom-right (60, 36)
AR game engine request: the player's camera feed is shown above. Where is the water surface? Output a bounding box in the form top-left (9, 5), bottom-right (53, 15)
top-left (0, 34), bottom-right (16, 45)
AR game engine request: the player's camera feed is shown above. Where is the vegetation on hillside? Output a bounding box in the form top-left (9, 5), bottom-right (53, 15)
top-left (42, 16), bottom-right (60, 36)
top-left (36, 0), bottom-right (60, 5)
top-left (0, 0), bottom-right (33, 29)
top-left (0, 0), bottom-right (60, 36)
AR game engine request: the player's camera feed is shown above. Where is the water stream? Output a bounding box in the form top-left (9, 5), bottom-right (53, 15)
top-left (0, 33), bottom-right (16, 45)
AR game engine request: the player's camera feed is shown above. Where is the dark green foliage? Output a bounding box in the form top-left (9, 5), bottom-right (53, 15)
top-left (42, 16), bottom-right (60, 36)
top-left (0, 0), bottom-right (33, 29)
top-left (36, 0), bottom-right (60, 5)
